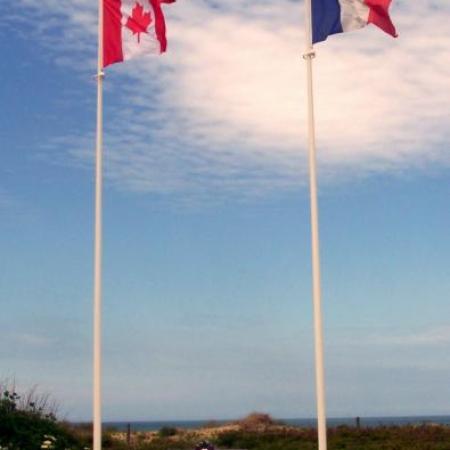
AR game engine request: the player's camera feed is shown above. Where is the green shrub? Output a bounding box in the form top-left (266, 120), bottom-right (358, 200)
top-left (0, 388), bottom-right (84, 450)
top-left (158, 426), bottom-right (178, 437)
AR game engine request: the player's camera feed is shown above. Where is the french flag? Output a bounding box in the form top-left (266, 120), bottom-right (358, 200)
top-left (312, 0), bottom-right (397, 43)
top-left (103, 0), bottom-right (175, 68)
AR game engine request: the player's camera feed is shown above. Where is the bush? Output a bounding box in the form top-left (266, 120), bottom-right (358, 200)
top-left (158, 426), bottom-right (178, 437)
top-left (0, 386), bottom-right (84, 450)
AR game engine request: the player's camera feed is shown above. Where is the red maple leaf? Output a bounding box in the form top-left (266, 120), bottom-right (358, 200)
top-left (126, 2), bottom-right (153, 43)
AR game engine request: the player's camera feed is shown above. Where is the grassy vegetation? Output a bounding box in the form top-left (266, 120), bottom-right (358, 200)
top-left (214, 426), bottom-right (450, 450)
top-left (96, 412), bottom-right (450, 450)
top-left (2, 388), bottom-right (450, 450)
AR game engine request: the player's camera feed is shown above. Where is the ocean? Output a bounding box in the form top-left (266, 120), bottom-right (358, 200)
top-left (103, 415), bottom-right (450, 432)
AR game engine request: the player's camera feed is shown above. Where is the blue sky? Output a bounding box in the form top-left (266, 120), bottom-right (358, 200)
top-left (1, 0), bottom-right (450, 421)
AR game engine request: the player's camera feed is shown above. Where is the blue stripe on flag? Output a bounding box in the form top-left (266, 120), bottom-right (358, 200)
top-left (312, 0), bottom-right (343, 43)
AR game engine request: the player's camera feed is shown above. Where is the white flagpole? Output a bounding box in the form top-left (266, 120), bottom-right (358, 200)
top-left (303, 1), bottom-right (328, 449)
top-left (93, 0), bottom-right (104, 447)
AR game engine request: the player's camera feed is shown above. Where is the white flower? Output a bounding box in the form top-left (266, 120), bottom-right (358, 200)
top-left (41, 438), bottom-right (55, 449)
top-left (44, 435), bottom-right (57, 441)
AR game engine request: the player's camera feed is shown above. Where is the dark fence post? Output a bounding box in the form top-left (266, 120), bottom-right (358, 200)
top-left (127, 423), bottom-right (131, 447)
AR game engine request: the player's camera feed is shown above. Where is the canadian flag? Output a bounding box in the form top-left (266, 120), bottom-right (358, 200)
top-left (103, 0), bottom-right (175, 68)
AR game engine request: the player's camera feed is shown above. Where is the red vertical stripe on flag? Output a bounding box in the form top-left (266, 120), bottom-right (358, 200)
top-left (150, 0), bottom-right (175, 53)
top-left (365, 0), bottom-right (397, 38)
top-left (103, 0), bottom-right (123, 68)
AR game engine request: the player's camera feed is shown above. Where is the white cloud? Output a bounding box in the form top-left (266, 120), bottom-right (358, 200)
top-left (324, 325), bottom-right (450, 377)
top-left (0, 333), bottom-right (54, 356)
top-left (12, 0), bottom-right (450, 199)
top-left (370, 325), bottom-right (450, 346)
top-left (330, 324), bottom-right (450, 348)
top-left (15, 333), bottom-right (55, 347)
